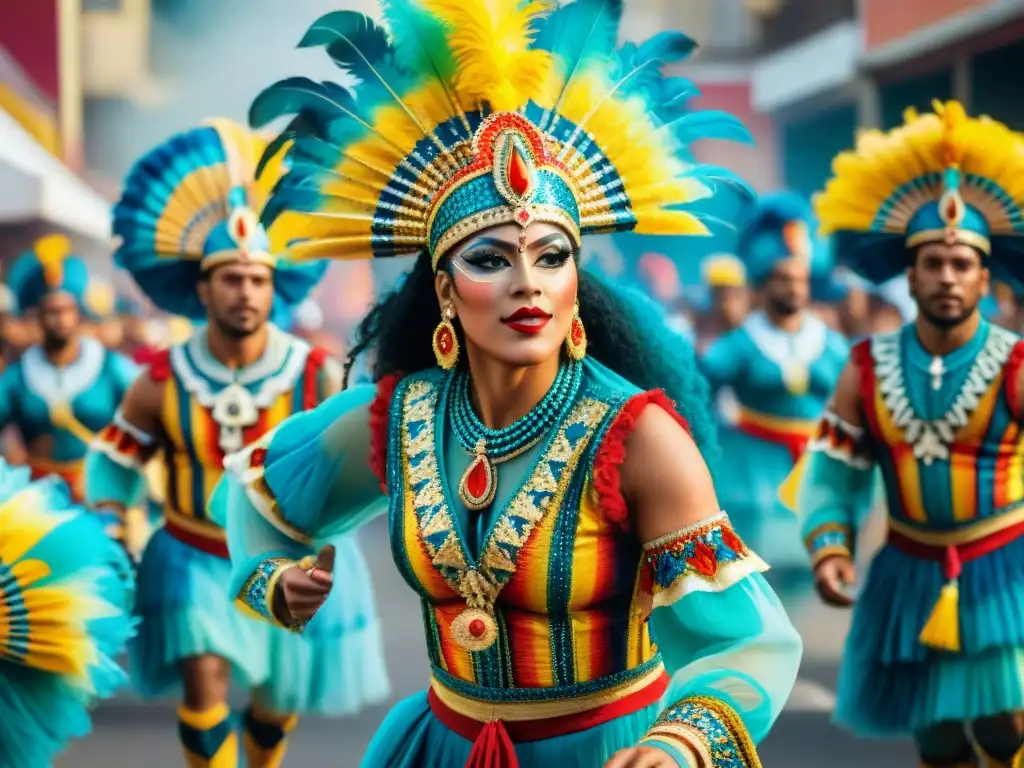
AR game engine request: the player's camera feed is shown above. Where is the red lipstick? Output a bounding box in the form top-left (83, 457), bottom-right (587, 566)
top-left (502, 306), bottom-right (552, 335)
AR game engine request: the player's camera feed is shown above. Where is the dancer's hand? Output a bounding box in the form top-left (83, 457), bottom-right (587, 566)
top-left (275, 544), bottom-right (335, 625)
top-left (604, 745), bottom-right (684, 767)
top-left (814, 554), bottom-right (856, 607)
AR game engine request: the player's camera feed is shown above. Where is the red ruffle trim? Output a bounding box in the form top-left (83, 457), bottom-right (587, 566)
top-left (147, 348), bottom-right (173, 382)
top-left (302, 347), bottom-right (330, 410)
top-left (1005, 340), bottom-right (1024, 418)
top-left (369, 373), bottom-right (402, 493)
top-left (591, 390), bottom-right (691, 529)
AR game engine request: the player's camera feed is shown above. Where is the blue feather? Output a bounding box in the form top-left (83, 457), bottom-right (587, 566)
top-left (663, 110), bottom-right (754, 146)
top-left (249, 77), bottom-right (358, 130)
top-left (380, 0), bottom-right (457, 83)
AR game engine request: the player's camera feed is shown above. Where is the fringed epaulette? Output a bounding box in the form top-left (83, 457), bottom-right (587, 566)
top-left (592, 390), bottom-right (691, 529)
top-left (369, 373), bottom-right (403, 493)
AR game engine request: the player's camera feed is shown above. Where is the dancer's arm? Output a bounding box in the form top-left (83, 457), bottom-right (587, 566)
top-left (610, 402), bottom-right (802, 768)
top-left (220, 382), bottom-right (388, 628)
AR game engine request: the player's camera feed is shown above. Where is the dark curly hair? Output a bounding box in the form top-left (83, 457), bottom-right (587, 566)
top-left (343, 251), bottom-right (719, 469)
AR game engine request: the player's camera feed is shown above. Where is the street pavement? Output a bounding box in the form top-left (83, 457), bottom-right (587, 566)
top-left (58, 518), bottom-right (915, 767)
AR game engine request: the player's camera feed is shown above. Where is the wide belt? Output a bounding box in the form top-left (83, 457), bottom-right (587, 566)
top-left (428, 664), bottom-right (669, 768)
top-left (888, 506), bottom-right (1024, 653)
top-left (163, 507), bottom-right (229, 558)
top-left (734, 407), bottom-right (817, 462)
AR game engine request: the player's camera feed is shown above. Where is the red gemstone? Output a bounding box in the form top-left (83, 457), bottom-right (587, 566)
top-left (436, 327), bottom-right (452, 354)
top-left (465, 457), bottom-right (491, 501)
top-left (236, 216), bottom-right (247, 239)
top-left (570, 318), bottom-right (584, 345)
top-left (515, 209), bottom-right (531, 224)
top-left (251, 447), bottom-right (267, 468)
top-left (507, 146), bottom-right (532, 197)
top-left (468, 618), bottom-right (486, 638)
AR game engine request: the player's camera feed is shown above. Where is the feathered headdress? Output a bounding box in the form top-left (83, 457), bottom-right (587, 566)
top-left (815, 100), bottom-right (1024, 285)
top-left (700, 254), bottom-right (746, 289)
top-left (735, 190), bottom-right (815, 284)
top-left (113, 118), bottom-right (328, 320)
top-left (5, 235), bottom-right (90, 314)
top-left (253, 0), bottom-right (753, 271)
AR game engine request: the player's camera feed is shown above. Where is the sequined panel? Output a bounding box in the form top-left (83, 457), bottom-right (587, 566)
top-left (236, 557), bottom-right (293, 623)
top-left (643, 695), bottom-right (762, 768)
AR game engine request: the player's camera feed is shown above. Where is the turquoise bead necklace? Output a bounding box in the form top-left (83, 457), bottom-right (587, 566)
top-left (447, 359), bottom-right (583, 511)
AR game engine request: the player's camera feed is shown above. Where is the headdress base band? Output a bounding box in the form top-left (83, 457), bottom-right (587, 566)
top-left (905, 228), bottom-right (991, 256)
top-left (432, 205), bottom-right (581, 271)
top-left (201, 250), bottom-right (278, 272)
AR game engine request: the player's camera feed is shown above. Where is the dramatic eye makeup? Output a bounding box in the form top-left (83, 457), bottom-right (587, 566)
top-left (450, 231), bottom-right (575, 283)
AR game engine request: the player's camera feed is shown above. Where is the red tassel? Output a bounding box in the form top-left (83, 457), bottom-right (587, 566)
top-left (591, 390), bottom-right (690, 529)
top-left (368, 373), bottom-right (402, 493)
top-left (465, 720), bottom-right (518, 768)
top-left (942, 545), bottom-right (962, 581)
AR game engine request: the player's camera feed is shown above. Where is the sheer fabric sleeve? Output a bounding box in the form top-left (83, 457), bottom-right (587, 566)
top-left (220, 383), bottom-right (388, 627)
top-left (637, 514), bottom-right (802, 767)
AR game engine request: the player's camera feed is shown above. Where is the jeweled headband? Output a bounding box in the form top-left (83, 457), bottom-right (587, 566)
top-left (251, 0), bottom-right (755, 272)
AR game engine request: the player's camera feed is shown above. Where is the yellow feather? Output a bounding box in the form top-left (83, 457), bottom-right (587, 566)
top-left (422, 0), bottom-right (553, 112)
top-left (33, 234), bottom-right (72, 288)
top-left (0, 490), bottom-right (69, 564)
top-left (816, 100), bottom-right (1024, 238)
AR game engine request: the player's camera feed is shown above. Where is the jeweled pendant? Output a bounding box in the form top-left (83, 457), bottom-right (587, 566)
top-left (459, 440), bottom-right (496, 511)
top-left (782, 362), bottom-right (809, 396)
top-left (451, 607), bottom-right (498, 651)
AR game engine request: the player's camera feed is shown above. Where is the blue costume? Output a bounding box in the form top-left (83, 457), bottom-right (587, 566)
top-left (701, 193), bottom-right (848, 603)
top-left (0, 458), bottom-right (134, 768)
top-left (1, 237), bottom-right (139, 513)
top-left (219, 3), bottom-right (801, 767)
top-left (84, 119), bottom-right (388, 768)
top-left (785, 101), bottom-right (1024, 766)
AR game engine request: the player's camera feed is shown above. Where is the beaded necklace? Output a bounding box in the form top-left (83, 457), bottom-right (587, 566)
top-left (447, 360), bottom-right (583, 511)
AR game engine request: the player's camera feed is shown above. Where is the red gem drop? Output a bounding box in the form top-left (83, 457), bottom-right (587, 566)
top-left (516, 209), bottom-right (530, 224)
top-left (468, 618), bottom-right (486, 638)
top-left (570, 318), bottom-right (584, 346)
top-left (436, 326), bottom-right (452, 354)
top-left (236, 215), bottom-right (247, 239)
top-left (251, 447), bottom-right (267, 468)
top-left (507, 146), bottom-right (532, 197)
top-left (946, 198), bottom-right (958, 220)
top-left (465, 457), bottom-right (491, 501)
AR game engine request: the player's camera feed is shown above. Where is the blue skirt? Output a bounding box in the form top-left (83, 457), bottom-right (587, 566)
top-left (359, 693), bottom-right (682, 768)
top-left (131, 527), bottom-right (390, 715)
top-left (715, 427), bottom-right (811, 601)
top-left (836, 533), bottom-right (1024, 736)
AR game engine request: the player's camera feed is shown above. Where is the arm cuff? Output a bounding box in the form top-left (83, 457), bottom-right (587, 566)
top-left (804, 522), bottom-right (854, 567)
top-left (641, 696), bottom-right (762, 767)
top-left (641, 512), bottom-right (769, 609)
top-left (235, 556), bottom-right (306, 631)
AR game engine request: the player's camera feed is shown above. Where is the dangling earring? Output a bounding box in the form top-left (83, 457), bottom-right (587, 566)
top-left (433, 304), bottom-right (460, 370)
top-left (565, 303), bottom-right (587, 360)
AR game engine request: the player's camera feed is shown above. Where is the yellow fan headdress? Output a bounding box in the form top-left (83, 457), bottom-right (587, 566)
top-left (112, 118), bottom-right (328, 320)
top-left (701, 254), bottom-right (747, 289)
top-left (815, 100), bottom-right (1024, 285)
top-left (253, 0), bottom-right (754, 271)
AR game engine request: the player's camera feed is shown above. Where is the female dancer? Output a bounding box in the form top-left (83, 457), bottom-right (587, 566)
top-left (222, 2), bottom-right (802, 766)
top-left (0, 459), bottom-right (134, 767)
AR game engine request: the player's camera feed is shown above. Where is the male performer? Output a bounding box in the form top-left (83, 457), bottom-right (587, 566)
top-left (702, 192), bottom-right (848, 606)
top-left (786, 101), bottom-right (1024, 767)
top-left (85, 120), bottom-right (388, 768)
top-left (0, 235), bottom-right (138, 536)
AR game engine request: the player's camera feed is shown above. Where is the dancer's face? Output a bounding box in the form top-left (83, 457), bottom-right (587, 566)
top-left (436, 222), bottom-right (578, 368)
top-left (199, 262), bottom-right (274, 338)
top-left (909, 242), bottom-right (989, 329)
top-left (763, 257), bottom-right (811, 317)
top-left (38, 292), bottom-right (80, 348)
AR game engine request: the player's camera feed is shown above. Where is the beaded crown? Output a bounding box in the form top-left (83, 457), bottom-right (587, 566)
top-left (253, 0), bottom-right (754, 271)
top-left (815, 100), bottom-right (1024, 285)
top-left (6, 235), bottom-right (90, 314)
top-left (112, 118), bottom-right (328, 320)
